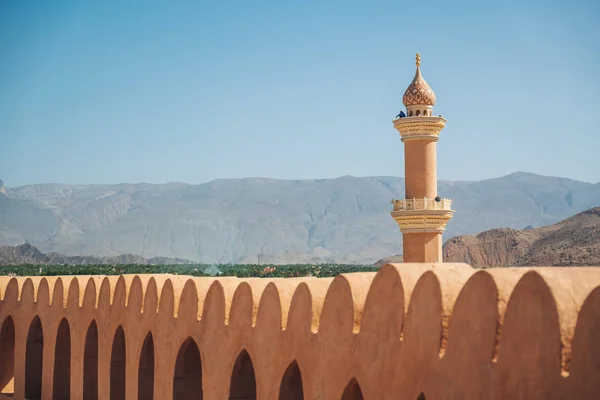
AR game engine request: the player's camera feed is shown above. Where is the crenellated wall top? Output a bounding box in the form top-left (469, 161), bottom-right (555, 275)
top-left (1, 264), bottom-right (600, 399)
top-left (0, 264), bottom-right (599, 370)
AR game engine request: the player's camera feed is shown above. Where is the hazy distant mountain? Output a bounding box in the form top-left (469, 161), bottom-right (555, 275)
top-left (1, 172), bottom-right (599, 264)
top-left (0, 185), bottom-right (61, 245)
top-left (443, 207), bottom-right (600, 267)
top-left (0, 243), bottom-right (194, 266)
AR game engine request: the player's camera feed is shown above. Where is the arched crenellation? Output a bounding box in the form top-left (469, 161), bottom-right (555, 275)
top-left (25, 315), bottom-right (43, 399)
top-left (84, 320), bottom-right (99, 400)
top-left (138, 332), bottom-right (155, 400)
top-left (0, 265), bottom-right (598, 399)
top-left (229, 349), bottom-right (256, 400)
top-left (0, 316), bottom-right (15, 395)
top-left (111, 325), bottom-right (127, 400)
top-left (53, 318), bottom-right (71, 400)
top-left (173, 337), bottom-right (202, 400)
top-left (279, 360), bottom-right (304, 400)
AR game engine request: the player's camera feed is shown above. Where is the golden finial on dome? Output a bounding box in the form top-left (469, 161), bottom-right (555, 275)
top-left (402, 53), bottom-right (436, 107)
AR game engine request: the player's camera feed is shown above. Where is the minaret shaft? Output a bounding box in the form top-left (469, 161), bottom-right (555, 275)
top-left (404, 141), bottom-right (437, 199)
top-left (403, 232), bottom-right (443, 263)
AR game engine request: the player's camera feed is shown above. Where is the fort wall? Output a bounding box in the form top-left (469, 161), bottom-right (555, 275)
top-left (0, 263), bottom-right (599, 399)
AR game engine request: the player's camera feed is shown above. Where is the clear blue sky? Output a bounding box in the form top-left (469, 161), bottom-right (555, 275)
top-left (1, 0), bottom-right (599, 187)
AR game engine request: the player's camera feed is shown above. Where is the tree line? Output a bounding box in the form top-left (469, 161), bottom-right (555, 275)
top-left (0, 263), bottom-right (379, 278)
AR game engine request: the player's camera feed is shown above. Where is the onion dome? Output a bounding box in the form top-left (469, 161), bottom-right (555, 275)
top-left (402, 54), bottom-right (436, 107)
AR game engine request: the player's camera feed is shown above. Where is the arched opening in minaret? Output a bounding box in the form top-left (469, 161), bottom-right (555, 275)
top-left (409, 110), bottom-right (413, 116)
top-left (341, 378), bottom-right (363, 400)
top-left (173, 337), bottom-right (203, 400)
top-left (83, 320), bottom-right (98, 399)
top-left (138, 332), bottom-right (155, 400)
top-left (53, 318), bottom-right (71, 399)
top-left (25, 316), bottom-right (43, 399)
top-left (229, 349), bottom-right (256, 400)
top-left (416, 110), bottom-right (421, 116)
top-left (278, 360), bottom-right (304, 400)
top-left (0, 316), bottom-right (15, 395)
top-left (110, 326), bottom-right (126, 400)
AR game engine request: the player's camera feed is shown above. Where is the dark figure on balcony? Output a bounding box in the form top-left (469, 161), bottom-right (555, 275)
top-left (396, 111), bottom-right (406, 119)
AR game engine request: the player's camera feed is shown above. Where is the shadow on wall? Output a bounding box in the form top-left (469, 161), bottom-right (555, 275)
top-left (279, 361), bottom-right (303, 400)
top-left (0, 317), bottom-right (14, 395)
top-left (53, 318), bottom-right (71, 399)
top-left (139, 333), bottom-right (155, 400)
top-left (173, 337), bottom-right (202, 400)
top-left (111, 326), bottom-right (126, 400)
top-left (25, 316), bottom-right (43, 399)
top-left (84, 320), bottom-right (98, 399)
top-left (229, 350), bottom-right (256, 400)
top-left (341, 378), bottom-right (363, 400)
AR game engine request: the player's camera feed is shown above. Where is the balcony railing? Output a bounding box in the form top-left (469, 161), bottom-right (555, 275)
top-left (391, 197), bottom-right (453, 211)
top-left (392, 116), bottom-right (447, 141)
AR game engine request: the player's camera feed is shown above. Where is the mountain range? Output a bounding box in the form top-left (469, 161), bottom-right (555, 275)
top-left (1, 172), bottom-right (599, 264)
top-left (0, 243), bottom-right (194, 266)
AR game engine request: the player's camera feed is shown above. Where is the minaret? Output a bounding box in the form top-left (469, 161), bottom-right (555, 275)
top-left (390, 54), bottom-right (454, 263)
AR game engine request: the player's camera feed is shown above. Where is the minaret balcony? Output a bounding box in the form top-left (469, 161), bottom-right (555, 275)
top-left (392, 116), bottom-right (446, 142)
top-left (391, 197), bottom-right (452, 211)
top-left (390, 197), bottom-right (454, 233)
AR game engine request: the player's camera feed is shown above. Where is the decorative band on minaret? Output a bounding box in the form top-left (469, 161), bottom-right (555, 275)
top-left (391, 54), bottom-right (454, 263)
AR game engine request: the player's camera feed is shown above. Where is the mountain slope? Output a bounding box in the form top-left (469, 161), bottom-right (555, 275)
top-left (0, 192), bottom-right (61, 244)
top-left (2, 172), bottom-right (600, 264)
top-left (443, 207), bottom-right (600, 267)
top-left (0, 243), bottom-right (194, 266)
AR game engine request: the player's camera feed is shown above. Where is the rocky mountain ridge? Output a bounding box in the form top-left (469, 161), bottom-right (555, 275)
top-left (1, 172), bottom-right (599, 264)
top-left (0, 243), bottom-right (194, 266)
top-left (443, 207), bottom-right (600, 267)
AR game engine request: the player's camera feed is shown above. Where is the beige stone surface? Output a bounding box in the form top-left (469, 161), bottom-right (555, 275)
top-left (0, 264), bottom-right (599, 399)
